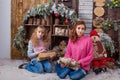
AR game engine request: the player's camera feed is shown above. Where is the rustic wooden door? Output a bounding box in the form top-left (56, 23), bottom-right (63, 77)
top-left (11, 0), bottom-right (49, 59)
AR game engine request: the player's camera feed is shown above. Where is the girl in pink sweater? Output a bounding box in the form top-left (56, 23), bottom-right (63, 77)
top-left (55, 21), bottom-right (94, 80)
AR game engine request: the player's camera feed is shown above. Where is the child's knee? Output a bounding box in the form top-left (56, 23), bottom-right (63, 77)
top-left (59, 74), bottom-right (67, 79)
top-left (69, 69), bottom-right (86, 80)
top-left (44, 63), bottom-right (52, 73)
top-left (45, 67), bottom-right (52, 73)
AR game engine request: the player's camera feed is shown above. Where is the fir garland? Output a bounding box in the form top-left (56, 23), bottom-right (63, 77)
top-left (23, 1), bottom-right (78, 24)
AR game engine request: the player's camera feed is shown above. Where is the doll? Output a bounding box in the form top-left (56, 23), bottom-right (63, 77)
top-left (53, 40), bottom-right (67, 58)
top-left (90, 30), bottom-right (107, 74)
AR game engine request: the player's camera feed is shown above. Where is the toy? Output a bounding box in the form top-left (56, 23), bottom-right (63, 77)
top-left (90, 30), bottom-right (107, 74)
top-left (53, 40), bottom-right (67, 57)
top-left (57, 57), bottom-right (80, 70)
top-left (37, 50), bottom-right (57, 61)
top-left (59, 40), bottom-right (67, 51)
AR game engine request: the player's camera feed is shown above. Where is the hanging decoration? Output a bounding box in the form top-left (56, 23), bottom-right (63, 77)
top-left (102, 18), bottom-right (118, 31)
top-left (23, 1), bottom-right (78, 24)
top-left (55, 13), bottom-right (59, 17)
top-left (105, 0), bottom-right (120, 9)
top-left (65, 18), bottom-right (69, 24)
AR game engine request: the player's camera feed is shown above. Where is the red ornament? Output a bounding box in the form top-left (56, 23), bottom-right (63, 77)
top-left (65, 18), bottom-right (69, 23)
top-left (55, 13), bottom-right (59, 17)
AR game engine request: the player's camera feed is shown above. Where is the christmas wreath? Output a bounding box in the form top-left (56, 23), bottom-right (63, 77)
top-left (13, 26), bottom-right (27, 56)
top-left (13, 1), bottom-right (78, 56)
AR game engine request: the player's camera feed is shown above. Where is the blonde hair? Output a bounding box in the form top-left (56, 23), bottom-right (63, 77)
top-left (30, 25), bottom-right (50, 47)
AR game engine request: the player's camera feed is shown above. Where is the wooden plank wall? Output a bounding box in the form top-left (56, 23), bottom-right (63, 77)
top-left (78, 0), bottom-right (93, 35)
top-left (11, 0), bottom-right (50, 59)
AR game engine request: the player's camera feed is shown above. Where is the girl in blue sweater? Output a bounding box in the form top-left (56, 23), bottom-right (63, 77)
top-left (18, 25), bottom-right (53, 73)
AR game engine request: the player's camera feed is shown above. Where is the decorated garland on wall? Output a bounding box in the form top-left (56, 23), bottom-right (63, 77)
top-left (103, 18), bottom-right (118, 31)
top-left (13, 1), bottom-right (78, 56)
top-left (23, 1), bottom-right (78, 24)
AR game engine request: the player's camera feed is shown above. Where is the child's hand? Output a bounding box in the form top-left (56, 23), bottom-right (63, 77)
top-left (36, 50), bottom-right (46, 55)
top-left (49, 54), bottom-right (55, 60)
top-left (60, 64), bottom-right (66, 68)
top-left (60, 63), bottom-right (70, 68)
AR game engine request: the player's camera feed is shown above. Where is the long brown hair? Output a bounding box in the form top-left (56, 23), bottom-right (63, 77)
top-left (30, 25), bottom-right (50, 47)
top-left (69, 21), bottom-right (86, 43)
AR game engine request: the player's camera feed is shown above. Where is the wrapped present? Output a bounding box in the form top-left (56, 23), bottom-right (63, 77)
top-left (37, 50), bottom-right (57, 61)
top-left (57, 57), bottom-right (80, 70)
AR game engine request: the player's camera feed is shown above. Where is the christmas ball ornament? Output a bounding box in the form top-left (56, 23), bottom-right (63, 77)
top-left (108, 24), bottom-right (112, 27)
top-left (55, 13), bottom-right (59, 17)
top-left (107, 3), bottom-right (110, 7)
top-left (104, 22), bottom-right (108, 26)
top-left (65, 18), bottom-right (69, 23)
